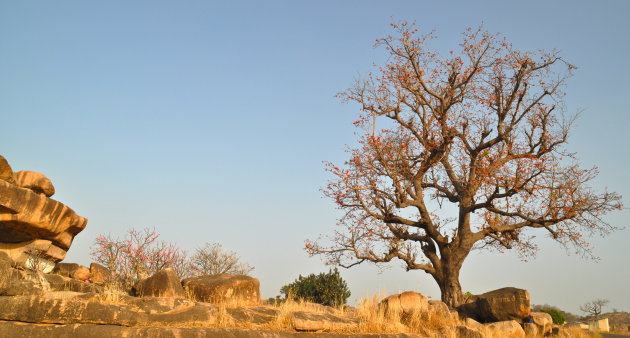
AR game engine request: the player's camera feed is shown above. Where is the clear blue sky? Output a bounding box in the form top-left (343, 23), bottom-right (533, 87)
top-left (1, 1), bottom-right (628, 314)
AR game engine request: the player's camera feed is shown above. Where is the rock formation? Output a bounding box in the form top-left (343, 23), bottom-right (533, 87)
top-left (457, 287), bottom-right (530, 323)
top-left (182, 274), bottom-right (260, 306)
top-left (0, 155), bottom-right (87, 269)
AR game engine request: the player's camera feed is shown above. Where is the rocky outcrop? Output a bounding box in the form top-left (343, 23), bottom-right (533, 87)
top-left (457, 287), bottom-right (530, 323)
top-left (182, 274), bottom-right (260, 306)
top-left (0, 156), bottom-right (87, 266)
top-left (379, 291), bottom-right (428, 317)
top-left (135, 268), bottom-right (185, 298)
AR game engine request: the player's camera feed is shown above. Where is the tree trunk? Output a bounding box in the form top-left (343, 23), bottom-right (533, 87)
top-left (434, 250), bottom-right (467, 308)
top-left (436, 269), bottom-right (464, 308)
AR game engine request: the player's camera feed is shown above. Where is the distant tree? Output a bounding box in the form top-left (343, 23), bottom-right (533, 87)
top-left (306, 22), bottom-right (623, 308)
top-left (280, 268), bottom-right (351, 307)
top-left (580, 299), bottom-right (609, 319)
top-left (91, 227), bottom-right (191, 288)
top-left (189, 243), bottom-right (253, 276)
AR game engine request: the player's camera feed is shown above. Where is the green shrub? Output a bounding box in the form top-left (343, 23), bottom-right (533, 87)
top-left (280, 268), bottom-right (351, 307)
top-left (541, 308), bottom-right (565, 324)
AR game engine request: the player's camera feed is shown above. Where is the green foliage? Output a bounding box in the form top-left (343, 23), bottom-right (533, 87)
top-left (280, 268), bottom-right (351, 307)
top-left (541, 308), bottom-right (565, 324)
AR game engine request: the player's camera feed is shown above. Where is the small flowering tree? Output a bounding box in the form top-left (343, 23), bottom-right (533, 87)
top-left (91, 227), bottom-right (192, 288)
top-left (307, 23), bottom-right (623, 308)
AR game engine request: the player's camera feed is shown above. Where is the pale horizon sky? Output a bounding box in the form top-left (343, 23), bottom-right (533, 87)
top-left (1, 1), bottom-right (629, 315)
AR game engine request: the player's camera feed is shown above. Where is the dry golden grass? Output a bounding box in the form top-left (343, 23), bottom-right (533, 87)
top-left (96, 282), bottom-right (128, 305)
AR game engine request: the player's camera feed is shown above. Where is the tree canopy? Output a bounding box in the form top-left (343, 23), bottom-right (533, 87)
top-left (307, 23), bottom-right (623, 307)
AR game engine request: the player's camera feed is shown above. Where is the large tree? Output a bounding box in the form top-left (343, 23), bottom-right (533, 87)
top-left (306, 23), bottom-right (622, 308)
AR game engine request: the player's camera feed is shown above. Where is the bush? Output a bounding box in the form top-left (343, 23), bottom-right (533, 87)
top-left (541, 308), bottom-right (565, 324)
top-left (280, 268), bottom-right (350, 307)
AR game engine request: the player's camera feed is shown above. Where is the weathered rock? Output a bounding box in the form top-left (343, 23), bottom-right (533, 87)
top-left (428, 299), bottom-right (452, 318)
top-left (1, 279), bottom-right (46, 296)
top-left (531, 311), bottom-right (553, 335)
top-left (53, 262), bottom-right (81, 277)
top-left (455, 325), bottom-right (485, 338)
top-left (44, 273), bottom-right (102, 293)
top-left (379, 291), bottom-right (429, 317)
top-left (13, 170), bottom-right (55, 197)
top-left (53, 262), bottom-right (90, 280)
top-left (0, 156), bottom-right (14, 184)
top-left (0, 295), bottom-right (216, 327)
top-left (464, 317), bottom-right (485, 332)
top-left (135, 268), bottom-right (185, 298)
top-left (522, 322), bottom-right (539, 337)
top-left (290, 311), bottom-right (360, 332)
top-left (458, 287), bottom-right (530, 322)
top-left (484, 320), bottom-right (525, 338)
top-left (0, 158), bottom-right (87, 265)
top-left (89, 262), bottom-right (111, 285)
top-left (182, 274), bottom-right (260, 305)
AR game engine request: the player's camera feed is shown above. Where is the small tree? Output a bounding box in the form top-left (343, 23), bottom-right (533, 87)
top-left (307, 22), bottom-right (623, 308)
top-left (280, 268), bottom-right (351, 307)
top-left (91, 227), bottom-right (191, 288)
top-left (189, 243), bottom-right (253, 276)
top-left (580, 299), bottom-right (609, 319)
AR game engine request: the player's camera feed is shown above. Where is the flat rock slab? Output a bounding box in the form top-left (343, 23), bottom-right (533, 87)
top-left (291, 311), bottom-right (361, 332)
top-left (0, 295), bottom-right (216, 327)
top-left (0, 322), bottom-right (424, 338)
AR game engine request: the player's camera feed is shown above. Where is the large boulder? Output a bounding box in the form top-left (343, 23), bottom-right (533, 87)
top-left (89, 263), bottom-right (112, 285)
top-left (378, 291), bottom-right (428, 317)
top-left (13, 171), bottom-right (55, 197)
top-left (182, 274), bottom-right (260, 306)
top-left (458, 287), bottom-right (530, 322)
top-left (135, 268), bottom-right (185, 298)
top-left (484, 320), bottom-right (526, 338)
top-left (0, 156), bottom-right (87, 266)
top-left (531, 311), bottom-right (553, 335)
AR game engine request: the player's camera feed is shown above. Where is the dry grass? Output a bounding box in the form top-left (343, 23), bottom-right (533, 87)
top-left (350, 292), bottom-right (461, 335)
top-left (96, 282), bottom-right (128, 305)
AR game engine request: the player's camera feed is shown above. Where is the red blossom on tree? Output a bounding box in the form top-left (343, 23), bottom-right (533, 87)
top-left (306, 23), bottom-right (623, 307)
top-left (91, 227), bottom-right (193, 288)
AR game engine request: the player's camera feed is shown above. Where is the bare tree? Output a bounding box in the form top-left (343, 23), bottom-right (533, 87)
top-left (307, 22), bottom-right (623, 308)
top-left (580, 299), bottom-right (609, 319)
top-left (190, 243), bottom-right (253, 276)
